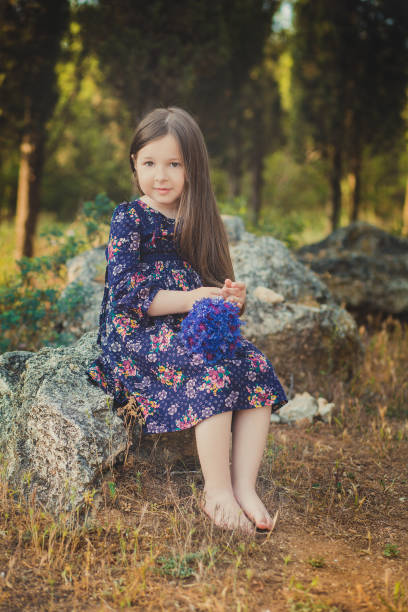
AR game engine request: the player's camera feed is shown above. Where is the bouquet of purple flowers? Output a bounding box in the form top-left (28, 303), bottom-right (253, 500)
top-left (180, 297), bottom-right (244, 364)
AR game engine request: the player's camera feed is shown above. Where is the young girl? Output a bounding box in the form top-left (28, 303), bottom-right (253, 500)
top-left (86, 107), bottom-right (288, 533)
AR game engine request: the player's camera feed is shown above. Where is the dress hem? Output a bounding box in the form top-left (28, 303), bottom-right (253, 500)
top-left (139, 397), bottom-right (290, 434)
top-left (94, 376), bottom-right (289, 434)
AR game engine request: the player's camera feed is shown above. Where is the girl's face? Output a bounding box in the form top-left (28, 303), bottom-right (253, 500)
top-left (134, 133), bottom-right (185, 218)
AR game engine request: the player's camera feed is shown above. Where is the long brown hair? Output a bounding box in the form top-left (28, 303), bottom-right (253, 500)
top-left (129, 107), bottom-right (234, 287)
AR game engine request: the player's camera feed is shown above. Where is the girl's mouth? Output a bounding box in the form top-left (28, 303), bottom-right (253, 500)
top-left (156, 188), bottom-right (170, 193)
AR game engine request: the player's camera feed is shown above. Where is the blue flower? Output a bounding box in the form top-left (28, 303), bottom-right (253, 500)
top-left (180, 297), bottom-right (245, 364)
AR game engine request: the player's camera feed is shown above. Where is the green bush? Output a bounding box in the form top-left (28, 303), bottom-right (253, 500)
top-left (0, 193), bottom-right (114, 353)
top-left (218, 194), bottom-right (307, 249)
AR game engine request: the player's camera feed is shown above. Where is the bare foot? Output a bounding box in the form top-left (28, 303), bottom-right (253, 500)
top-left (233, 487), bottom-right (278, 531)
top-left (201, 489), bottom-right (254, 533)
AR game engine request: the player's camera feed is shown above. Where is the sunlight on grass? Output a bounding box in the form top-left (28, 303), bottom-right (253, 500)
top-left (0, 217), bottom-right (18, 285)
top-left (0, 210), bottom-right (108, 285)
top-left (0, 212), bottom-right (68, 285)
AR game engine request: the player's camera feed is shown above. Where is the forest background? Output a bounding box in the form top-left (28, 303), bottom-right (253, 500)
top-left (1, 3), bottom-right (408, 610)
top-left (1, 0), bottom-right (408, 277)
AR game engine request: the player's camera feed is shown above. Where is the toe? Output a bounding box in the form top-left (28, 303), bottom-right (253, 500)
top-left (255, 508), bottom-right (279, 531)
top-left (256, 516), bottom-right (272, 530)
top-left (257, 510), bottom-right (279, 531)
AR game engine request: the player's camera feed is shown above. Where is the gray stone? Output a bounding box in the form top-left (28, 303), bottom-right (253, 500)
top-left (0, 331), bottom-right (127, 514)
top-left (231, 233), bottom-right (363, 390)
top-left (0, 351), bottom-right (34, 477)
top-left (232, 232), bottom-right (333, 304)
top-left (278, 392), bottom-right (319, 424)
top-left (317, 397), bottom-right (335, 423)
top-left (274, 393), bottom-right (335, 425)
top-left (60, 245), bottom-right (106, 338)
top-left (221, 214), bottom-right (246, 243)
top-left (253, 286), bottom-right (285, 304)
top-left (296, 221), bottom-right (408, 315)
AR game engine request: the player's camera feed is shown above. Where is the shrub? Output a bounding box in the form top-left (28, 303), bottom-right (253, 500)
top-left (0, 193), bottom-right (114, 353)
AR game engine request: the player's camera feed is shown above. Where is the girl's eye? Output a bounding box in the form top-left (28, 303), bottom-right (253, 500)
top-left (144, 161), bottom-right (154, 167)
top-left (170, 162), bottom-right (181, 168)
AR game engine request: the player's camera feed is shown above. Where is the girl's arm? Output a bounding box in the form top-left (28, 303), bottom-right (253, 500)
top-left (147, 286), bottom-right (223, 316)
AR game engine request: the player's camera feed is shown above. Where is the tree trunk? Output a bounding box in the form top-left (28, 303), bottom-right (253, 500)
top-left (228, 128), bottom-right (243, 199)
top-left (330, 147), bottom-right (342, 231)
top-left (228, 166), bottom-right (242, 199)
top-left (350, 153), bottom-right (362, 222)
top-left (251, 152), bottom-right (264, 227)
top-left (14, 130), bottom-right (44, 260)
top-left (402, 176), bottom-right (408, 236)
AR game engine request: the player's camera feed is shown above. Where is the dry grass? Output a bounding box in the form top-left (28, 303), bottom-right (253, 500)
top-left (1, 317), bottom-right (408, 611)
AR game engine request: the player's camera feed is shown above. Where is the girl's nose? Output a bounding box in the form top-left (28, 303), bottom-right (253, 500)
top-left (155, 165), bottom-right (167, 181)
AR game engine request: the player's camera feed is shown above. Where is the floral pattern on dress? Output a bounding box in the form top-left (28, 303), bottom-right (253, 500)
top-left (108, 237), bottom-right (127, 261)
top-left (172, 270), bottom-right (189, 291)
top-left (113, 357), bottom-right (141, 379)
top-left (157, 365), bottom-right (185, 390)
top-left (128, 206), bottom-right (141, 225)
top-left (248, 351), bottom-right (269, 373)
top-left (134, 393), bottom-right (159, 418)
top-left (129, 271), bottom-right (148, 288)
top-left (86, 198), bottom-right (288, 433)
top-left (247, 385), bottom-right (278, 409)
top-left (150, 326), bottom-right (174, 353)
top-left (88, 364), bottom-right (108, 391)
top-left (113, 313), bottom-right (140, 338)
top-left (175, 407), bottom-right (200, 430)
top-left (199, 366), bottom-right (231, 396)
top-left (152, 261), bottom-right (164, 279)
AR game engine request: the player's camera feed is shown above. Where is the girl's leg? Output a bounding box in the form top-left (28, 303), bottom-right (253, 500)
top-left (231, 406), bottom-right (275, 530)
top-left (195, 411), bottom-right (253, 532)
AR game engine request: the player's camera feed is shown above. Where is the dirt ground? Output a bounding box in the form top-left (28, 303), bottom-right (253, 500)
top-left (0, 318), bottom-right (407, 611)
top-left (97, 422), bottom-right (408, 612)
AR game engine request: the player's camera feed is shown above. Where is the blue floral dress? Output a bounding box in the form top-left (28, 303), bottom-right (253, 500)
top-left (86, 199), bottom-right (288, 433)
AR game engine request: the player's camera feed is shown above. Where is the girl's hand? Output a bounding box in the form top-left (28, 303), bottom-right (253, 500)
top-left (185, 286), bottom-right (223, 311)
top-left (221, 278), bottom-right (246, 309)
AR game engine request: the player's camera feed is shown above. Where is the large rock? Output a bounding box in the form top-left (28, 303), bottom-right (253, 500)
top-left (0, 332), bottom-right (127, 514)
top-left (60, 245), bottom-right (106, 337)
top-left (296, 221), bottom-right (408, 315)
top-left (231, 232), bottom-right (362, 389)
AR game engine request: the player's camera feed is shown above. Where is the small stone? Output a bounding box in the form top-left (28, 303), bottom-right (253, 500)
top-left (317, 397), bottom-right (335, 423)
top-left (253, 286), bottom-right (285, 304)
top-left (270, 412), bottom-right (281, 423)
top-left (278, 392), bottom-right (318, 424)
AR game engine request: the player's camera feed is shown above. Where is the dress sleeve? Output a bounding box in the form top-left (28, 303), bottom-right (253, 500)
top-left (107, 204), bottom-right (164, 320)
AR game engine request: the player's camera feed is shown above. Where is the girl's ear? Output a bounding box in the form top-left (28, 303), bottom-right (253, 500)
top-left (131, 154), bottom-right (137, 173)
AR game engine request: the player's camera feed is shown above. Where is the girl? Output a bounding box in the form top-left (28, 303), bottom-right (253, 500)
top-left (86, 107), bottom-right (288, 533)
